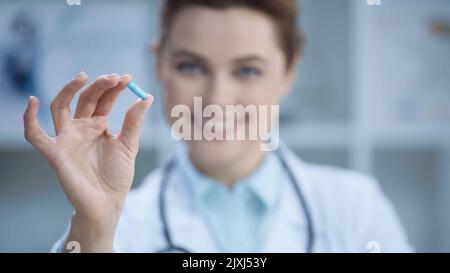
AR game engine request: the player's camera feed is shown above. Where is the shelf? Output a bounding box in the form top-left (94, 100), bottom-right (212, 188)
top-left (369, 124), bottom-right (450, 148)
top-left (280, 121), bottom-right (353, 149)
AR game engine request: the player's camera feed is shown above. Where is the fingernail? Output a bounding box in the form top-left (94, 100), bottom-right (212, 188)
top-left (74, 71), bottom-right (85, 80)
top-left (121, 74), bottom-right (132, 81)
top-left (28, 96), bottom-right (37, 105)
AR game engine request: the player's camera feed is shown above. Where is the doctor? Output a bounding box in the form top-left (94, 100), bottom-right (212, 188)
top-left (23, 0), bottom-right (412, 252)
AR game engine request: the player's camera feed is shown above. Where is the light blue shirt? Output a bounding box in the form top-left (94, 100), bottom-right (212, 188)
top-left (178, 152), bottom-right (282, 252)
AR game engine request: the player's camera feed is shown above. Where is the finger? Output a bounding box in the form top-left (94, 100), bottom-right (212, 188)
top-left (74, 74), bottom-right (120, 119)
top-left (118, 95), bottom-right (154, 152)
top-left (92, 74), bottom-right (132, 117)
top-left (51, 71), bottom-right (88, 135)
top-left (24, 96), bottom-right (52, 153)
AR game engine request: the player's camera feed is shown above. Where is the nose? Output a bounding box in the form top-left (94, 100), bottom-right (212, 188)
top-left (204, 73), bottom-right (237, 107)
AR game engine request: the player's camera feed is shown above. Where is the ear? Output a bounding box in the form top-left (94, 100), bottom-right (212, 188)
top-left (281, 52), bottom-right (302, 97)
top-left (148, 41), bottom-right (160, 53)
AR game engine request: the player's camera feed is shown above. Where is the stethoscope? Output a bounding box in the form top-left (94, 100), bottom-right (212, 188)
top-left (156, 148), bottom-right (315, 253)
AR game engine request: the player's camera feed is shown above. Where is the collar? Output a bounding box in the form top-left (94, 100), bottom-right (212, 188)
top-left (177, 147), bottom-right (282, 210)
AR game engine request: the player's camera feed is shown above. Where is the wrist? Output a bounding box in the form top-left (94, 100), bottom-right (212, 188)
top-left (66, 208), bottom-right (123, 253)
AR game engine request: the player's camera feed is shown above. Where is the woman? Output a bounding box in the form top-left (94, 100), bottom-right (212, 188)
top-left (23, 0), bottom-right (411, 252)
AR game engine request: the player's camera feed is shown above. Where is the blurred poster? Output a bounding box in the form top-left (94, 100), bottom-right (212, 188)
top-left (363, 0), bottom-right (450, 125)
top-left (1, 10), bottom-right (39, 98)
top-left (0, 0), bottom-right (157, 144)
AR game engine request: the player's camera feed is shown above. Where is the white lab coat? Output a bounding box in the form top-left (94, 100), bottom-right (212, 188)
top-left (51, 144), bottom-right (412, 253)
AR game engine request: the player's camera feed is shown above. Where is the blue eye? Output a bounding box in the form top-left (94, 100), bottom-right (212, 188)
top-left (177, 62), bottom-right (204, 75)
top-left (236, 67), bottom-right (261, 79)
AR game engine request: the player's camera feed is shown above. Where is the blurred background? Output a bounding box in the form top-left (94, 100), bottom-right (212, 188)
top-left (0, 0), bottom-right (449, 252)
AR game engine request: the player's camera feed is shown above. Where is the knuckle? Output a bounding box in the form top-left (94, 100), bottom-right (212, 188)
top-left (50, 100), bottom-right (58, 111)
top-left (24, 129), bottom-right (33, 142)
top-left (23, 110), bottom-right (32, 124)
top-left (96, 75), bottom-right (110, 84)
top-left (78, 92), bottom-right (95, 104)
top-left (100, 75), bottom-right (118, 86)
top-left (60, 83), bottom-right (76, 96)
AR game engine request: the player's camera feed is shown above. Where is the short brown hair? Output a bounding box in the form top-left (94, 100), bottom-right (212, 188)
top-left (159, 0), bottom-right (303, 69)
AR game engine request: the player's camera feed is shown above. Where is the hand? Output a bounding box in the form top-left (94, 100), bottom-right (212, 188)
top-left (23, 72), bottom-right (154, 222)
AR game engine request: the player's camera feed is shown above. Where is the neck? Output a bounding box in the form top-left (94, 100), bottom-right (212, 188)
top-left (189, 144), bottom-right (267, 187)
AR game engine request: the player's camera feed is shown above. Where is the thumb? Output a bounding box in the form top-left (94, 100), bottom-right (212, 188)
top-left (118, 95), bottom-right (154, 152)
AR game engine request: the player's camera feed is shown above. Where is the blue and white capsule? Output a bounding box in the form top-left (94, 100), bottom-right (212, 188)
top-left (127, 81), bottom-right (148, 100)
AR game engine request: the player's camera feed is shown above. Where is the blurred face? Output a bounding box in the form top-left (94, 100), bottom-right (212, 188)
top-left (156, 6), bottom-right (298, 167)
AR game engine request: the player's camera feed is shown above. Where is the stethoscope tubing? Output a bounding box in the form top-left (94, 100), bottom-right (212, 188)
top-left (157, 149), bottom-right (314, 253)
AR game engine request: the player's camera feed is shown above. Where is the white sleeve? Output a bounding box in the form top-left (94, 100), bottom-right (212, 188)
top-left (353, 177), bottom-right (414, 253)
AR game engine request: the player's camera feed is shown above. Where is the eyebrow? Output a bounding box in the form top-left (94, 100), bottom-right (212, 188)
top-left (172, 49), bottom-right (204, 60)
top-left (234, 55), bottom-right (268, 66)
top-left (172, 49), bottom-right (269, 66)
